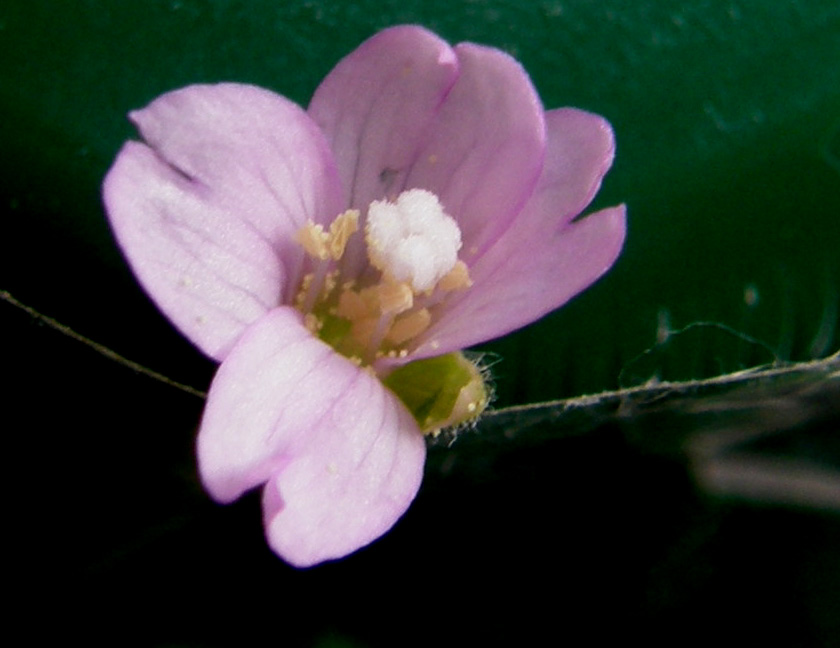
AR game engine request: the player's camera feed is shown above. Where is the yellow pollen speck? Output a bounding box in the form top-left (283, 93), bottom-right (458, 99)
top-left (428, 154), bottom-right (438, 165)
top-left (744, 283), bottom-right (759, 308)
top-left (323, 270), bottom-right (340, 297)
top-left (294, 273), bottom-right (314, 309)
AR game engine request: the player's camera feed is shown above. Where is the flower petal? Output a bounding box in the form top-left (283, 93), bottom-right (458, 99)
top-left (196, 307), bottom-right (426, 567)
top-left (414, 205), bottom-right (626, 358)
top-left (524, 108), bottom-right (617, 230)
top-left (103, 83), bottom-right (343, 360)
top-left (308, 25), bottom-right (459, 276)
top-left (410, 109), bottom-right (624, 357)
top-left (404, 42), bottom-right (547, 263)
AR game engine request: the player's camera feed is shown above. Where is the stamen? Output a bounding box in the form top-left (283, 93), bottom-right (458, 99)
top-left (327, 209), bottom-right (359, 260)
top-left (297, 211), bottom-right (359, 262)
top-left (376, 281), bottom-right (414, 316)
top-left (296, 212), bottom-right (359, 314)
top-left (363, 282), bottom-right (413, 362)
top-left (437, 260), bottom-right (473, 292)
top-left (296, 222), bottom-right (330, 260)
top-left (351, 316), bottom-right (379, 350)
top-left (336, 289), bottom-right (369, 322)
top-left (387, 308), bottom-right (431, 345)
top-left (301, 259), bottom-right (331, 313)
top-left (294, 273), bottom-right (313, 310)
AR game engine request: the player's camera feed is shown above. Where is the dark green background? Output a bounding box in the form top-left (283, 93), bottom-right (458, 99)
top-left (2, 1), bottom-right (838, 645)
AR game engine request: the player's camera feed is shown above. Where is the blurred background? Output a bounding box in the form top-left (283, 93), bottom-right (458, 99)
top-left (2, 1), bottom-right (838, 645)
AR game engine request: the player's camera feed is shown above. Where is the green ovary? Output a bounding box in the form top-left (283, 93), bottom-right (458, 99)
top-left (384, 352), bottom-right (488, 435)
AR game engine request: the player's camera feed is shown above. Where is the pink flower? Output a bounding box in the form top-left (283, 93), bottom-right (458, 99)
top-left (102, 25), bottom-right (626, 567)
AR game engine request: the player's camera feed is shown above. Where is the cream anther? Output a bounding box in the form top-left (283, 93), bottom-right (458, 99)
top-left (437, 260), bottom-right (473, 292)
top-left (376, 281), bottom-right (414, 316)
top-left (327, 209), bottom-right (359, 260)
top-left (296, 223), bottom-right (330, 260)
top-left (387, 308), bottom-right (432, 345)
top-left (296, 210), bottom-right (359, 262)
top-left (366, 189), bottom-right (462, 293)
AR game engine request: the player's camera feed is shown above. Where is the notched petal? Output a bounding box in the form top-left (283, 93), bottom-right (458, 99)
top-left (536, 108), bottom-right (617, 228)
top-left (130, 83), bottom-right (343, 229)
top-left (196, 307), bottom-right (426, 567)
top-left (412, 204), bottom-right (627, 358)
top-left (103, 141), bottom-right (285, 360)
top-left (103, 84), bottom-right (346, 357)
top-left (407, 107), bottom-right (623, 357)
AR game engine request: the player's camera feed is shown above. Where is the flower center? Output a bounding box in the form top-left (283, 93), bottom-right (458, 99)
top-left (294, 189), bottom-right (488, 434)
top-left (295, 189), bottom-right (472, 366)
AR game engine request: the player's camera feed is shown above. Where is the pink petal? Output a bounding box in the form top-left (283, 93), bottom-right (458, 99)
top-left (196, 307), bottom-right (426, 567)
top-left (308, 25), bottom-right (459, 277)
top-left (410, 109), bottom-right (625, 358)
top-left (524, 108), bottom-right (617, 230)
top-left (414, 206), bottom-right (626, 357)
top-left (404, 42), bottom-right (547, 263)
top-left (103, 83), bottom-right (343, 360)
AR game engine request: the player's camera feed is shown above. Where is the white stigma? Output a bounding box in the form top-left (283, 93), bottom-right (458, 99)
top-left (366, 189), bottom-right (462, 293)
